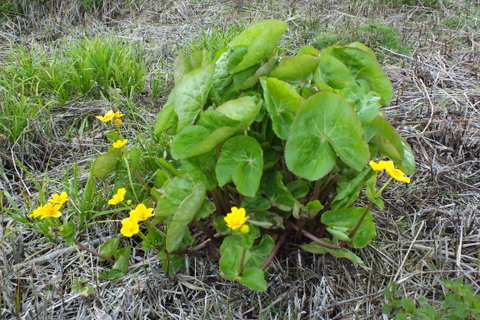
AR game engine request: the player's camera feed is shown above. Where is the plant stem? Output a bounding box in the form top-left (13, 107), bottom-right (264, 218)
top-left (347, 202), bottom-right (373, 239)
top-left (193, 216), bottom-right (217, 243)
top-left (338, 202), bottom-right (374, 248)
top-left (73, 238), bottom-right (115, 264)
top-left (375, 177), bottom-right (393, 198)
top-left (260, 229), bottom-right (290, 271)
top-left (239, 247), bottom-right (247, 276)
top-left (311, 179), bottom-right (322, 201)
top-left (286, 221), bottom-right (340, 249)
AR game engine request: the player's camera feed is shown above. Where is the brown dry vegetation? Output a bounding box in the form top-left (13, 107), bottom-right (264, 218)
top-left (0, 0), bottom-right (479, 319)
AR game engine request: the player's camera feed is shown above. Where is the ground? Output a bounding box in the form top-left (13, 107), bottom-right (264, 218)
top-left (0, 0), bottom-right (479, 319)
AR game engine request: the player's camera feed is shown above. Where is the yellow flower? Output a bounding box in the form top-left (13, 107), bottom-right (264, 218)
top-left (30, 203), bottom-right (62, 219)
top-left (114, 118), bottom-right (123, 126)
top-left (385, 166), bottom-right (411, 183)
top-left (240, 224), bottom-right (250, 234)
top-left (49, 192), bottom-right (69, 204)
top-left (29, 206), bottom-right (44, 218)
top-left (108, 188), bottom-right (126, 205)
top-left (113, 111), bottom-right (124, 119)
top-left (120, 217), bottom-right (139, 237)
top-left (129, 204), bottom-right (155, 222)
top-left (96, 110), bottom-right (115, 122)
top-left (370, 160), bottom-right (410, 183)
top-left (224, 207), bottom-right (249, 230)
top-left (112, 139), bottom-right (128, 149)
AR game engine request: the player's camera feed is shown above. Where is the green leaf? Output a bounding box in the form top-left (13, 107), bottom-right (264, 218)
top-left (326, 226), bottom-right (351, 241)
top-left (313, 54), bottom-right (353, 91)
top-left (320, 45), bottom-right (393, 105)
top-left (364, 116), bottom-right (415, 175)
top-left (171, 125), bottom-right (238, 159)
top-left (241, 196), bottom-right (271, 212)
top-left (174, 63), bottom-right (215, 131)
top-left (216, 136), bottom-right (263, 197)
top-left (330, 167), bottom-right (375, 210)
top-left (198, 110), bottom-right (240, 130)
top-left (321, 207), bottom-right (376, 248)
top-left (236, 54), bottom-right (279, 90)
top-left (238, 268), bottom-right (267, 291)
top-left (98, 238), bottom-right (120, 262)
top-left (285, 92), bottom-right (370, 180)
top-left (300, 241), bottom-right (365, 265)
top-left (181, 152), bottom-right (218, 191)
top-left (305, 200), bottom-right (324, 219)
top-left (59, 221), bottom-right (76, 246)
top-left (228, 20), bottom-right (287, 73)
top-left (366, 174), bottom-right (385, 209)
top-left (219, 236), bottom-right (244, 278)
top-left (298, 45), bottom-right (319, 56)
top-left (345, 42), bottom-right (377, 60)
top-left (216, 96), bottom-right (261, 128)
top-left (154, 99), bottom-right (177, 136)
top-left (261, 171), bottom-right (298, 212)
top-left (213, 48), bottom-right (233, 94)
top-left (227, 46), bottom-right (248, 73)
top-left (98, 269), bottom-right (125, 280)
top-left (270, 54), bottom-right (320, 83)
top-left (166, 175), bottom-right (206, 252)
top-left (260, 77), bottom-right (304, 140)
top-left (92, 148), bottom-right (122, 178)
top-left (112, 246), bottom-right (131, 274)
top-left (174, 50), bottom-right (213, 84)
top-left (287, 180), bottom-right (310, 199)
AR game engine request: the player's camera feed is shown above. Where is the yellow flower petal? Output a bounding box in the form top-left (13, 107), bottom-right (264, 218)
top-left (224, 206), bottom-right (249, 230)
top-left (113, 111), bottom-right (125, 119)
top-left (120, 217), bottom-right (139, 237)
top-left (129, 203), bottom-right (155, 222)
top-left (49, 192), bottom-right (69, 204)
top-left (96, 110), bottom-right (115, 122)
top-left (112, 139), bottom-right (128, 149)
top-left (108, 188), bottom-right (126, 205)
top-left (38, 203), bottom-right (62, 219)
top-left (385, 166), bottom-right (411, 183)
top-left (114, 118), bottom-right (123, 126)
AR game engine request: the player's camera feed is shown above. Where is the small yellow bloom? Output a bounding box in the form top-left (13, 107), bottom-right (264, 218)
top-left (108, 188), bottom-right (126, 205)
top-left (370, 160), bottom-right (410, 183)
top-left (49, 192), bottom-right (69, 204)
top-left (120, 217), bottom-right (139, 237)
top-left (31, 203), bottom-right (62, 219)
top-left (29, 206), bottom-right (44, 218)
top-left (113, 111), bottom-right (124, 119)
top-left (129, 204), bottom-right (155, 222)
top-left (385, 166), bottom-right (411, 183)
top-left (114, 118), bottom-right (123, 126)
top-left (224, 207), bottom-right (249, 230)
top-left (96, 110), bottom-right (115, 122)
top-left (240, 224), bottom-right (250, 234)
top-left (112, 139), bottom-right (128, 149)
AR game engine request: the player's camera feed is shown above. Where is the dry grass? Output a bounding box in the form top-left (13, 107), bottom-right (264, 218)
top-left (1, 0), bottom-right (479, 319)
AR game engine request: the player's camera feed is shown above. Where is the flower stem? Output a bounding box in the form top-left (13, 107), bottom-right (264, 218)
top-left (239, 247), bottom-right (247, 276)
top-left (338, 202), bottom-right (374, 248)
top-left (260, 229), bottom-right (290, 271)
top-left (375, 177), bottom-right (393, 198)
top-left (193, 216), bottom-right (217, 243)
top-left (286, 221), bottom-right (340, 249)
top-left (73, 238), bottom-right (115, 264)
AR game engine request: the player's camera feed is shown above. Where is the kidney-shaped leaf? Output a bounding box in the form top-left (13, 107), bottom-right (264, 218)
top-left (285, 92), bottom-right (370, 180)
top-left (228, 20), bottom-right (287, 73)
top-left (166, 175), bottom-right (206, 252)
top-left (260, 77), bottom-right (304, 140)
top-left (216, 136), bottom-right (263, 197)
top-left (171, 125), bottom-right (239, 160)
top-left (216, 96), bottom-right (261, 128)
top-left (174, 63), bottom-right (215, 131)
top-left (321, 46), bottom-right (393, 105)
top-left (270, 54), bottom-right (320, 83)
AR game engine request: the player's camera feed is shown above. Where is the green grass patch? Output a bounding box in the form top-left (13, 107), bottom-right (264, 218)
top-left (313, 22), bottom-right (410, 56)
